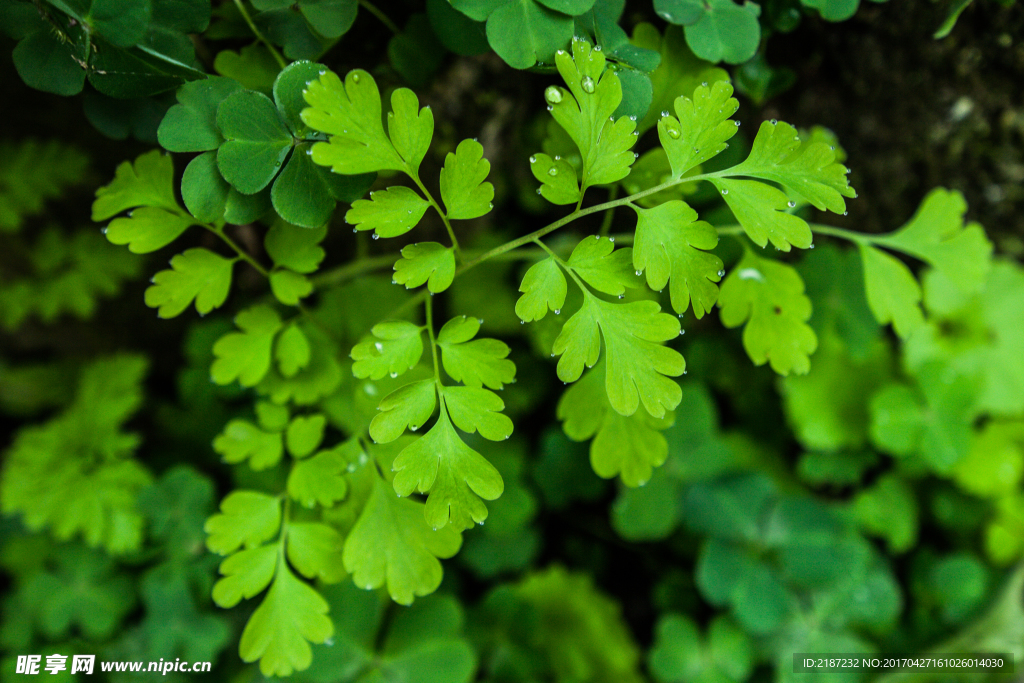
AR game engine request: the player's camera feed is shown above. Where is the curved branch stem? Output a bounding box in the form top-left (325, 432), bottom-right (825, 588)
top-left (232, 0), bottom-right (287, 69)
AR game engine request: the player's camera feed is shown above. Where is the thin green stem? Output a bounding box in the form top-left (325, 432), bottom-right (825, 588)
top-left (534, 238), bottom-right (589, 293)
top-left (358, 0), bottom-right (400, 34)
top-left (410, 172), bottom-right (461, 260)
top-left (598, 185), bottom-right (619, 236)
top-left (424, 295), bottom-right (441, 385)
top-left (808, 223), bottom-right (872, 244)
top-left (311, 254), bottom-right (396, 289)
top-left (207, 225), bottom-right (270, 277)
top-left (715, 225), bottom-right (745, 236)
top-left (232, 0), bottom-right (287, 69)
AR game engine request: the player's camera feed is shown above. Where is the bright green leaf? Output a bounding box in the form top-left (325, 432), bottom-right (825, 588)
top-left (211, 544), bottom-right (278, 608)
top-left (711, 178), bottom-right (812, 251)
top-left (554, 296), bottom-right (684, 418)
top-left (275, 324), bottom-right (312, 378)
top-left (516, 257), bottom-right (568, 322)
top-left (682, 0), bottom-right (759, 65)
top-left (484, 0), bottom-right (573, 69)
top-left (388, 88), bottom-right (434, 173)
top-left (158, 76), bottom-right (243, 152)
top-left (632, 200), bottom-right (722, 317)
top-left (718, 251), bottom-right (817, 375)
top-left (211, 305), bottom-right (283, 387)
top-left (288, 443), bottom-right (351, 508)
top-left (567, 235), bottom-right (643, 296)
top-left (443, 385), bottom-right (514, 440)
top-left (858, 243), bottom-right (924, 338)
top-left (105, 207), bottom-right (194, 254)
top-left (270, 269), bottom-right (314, 306)
top-left (205, 491), bottom-right (282, 555)
top-left (392, 400), bottom-right (505, 530)
top-left (303, 69), bottom-right (405, 174)
top-left (530, 152), bottom-right (581, 205)
top-left (265, 222), bottom-right (327, 274)
top-left (440, 138), bottom-right (494, 219)
top-left (93, 149), bottom-right (181, 220)
top-left (214, 419), bottom-right (284, 470)
top-left (286, 414), bottom-right (327, 458)
top-left (352, 321), bottom-right (425, 380)
top-left (287, 522), bottom-right (346, 583)
top-left (657, 79), bottom-right (738, 178)
top-left (343, 475), bottom-right (462, 604)
top-left (437, 316), bottom-right (516, 390)
top-left (394, 242), bottom-right (456, 293)
top-left (345, 186), bottom-right (430, 238)
top-left (144, 248), bottom-right (235, 318)
top-left (370, 380), bottom-right (438, 443)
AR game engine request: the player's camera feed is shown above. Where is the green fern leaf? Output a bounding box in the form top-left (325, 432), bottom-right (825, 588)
top-left (265, 222), bottom-right (327, 274)
top-left (530, 152), bottom-right (581, 205)
top-left (287, 442), bottom-right (352, 508)
top-left (211, 305), bottom-right (283, 387)
top-left (710, 178), bottom-right (812, 251)
top-left (393, 242), bottom-right (456, 293)
top-left (858, 243), bottom-right (924, 339)
top-left (718, 251), bottom-right (818, 375)
top-left (387, 88), bottom-right (434, 174)
top-left (346, 186), bottom-right (430, 238)
top-left (92, 150), bottom-right (181, 220)
top-left (370, 380), bottom-right (438, 443)
top-left (440, 139), bottom-right (494, 219)
top-left (567, 235), bottom-right (644, 296)
top-left (212, 545), bottom-right (277, 608)
top-left (437, 316), bottom-right (516, 390)
top-left (343, 475), bottom-right (462, 604)
top-left (275, 324), bottom-right (311, 378)
top-left (286, 522), bottom-right (346, 583)
top-left (352, 321), bottom-right (425, 380)
top-left (631, 200), bottom-right (722, 317)
top-left (657, 79), bottom-right (739, 179)
top-left (392, 397), bottom-right (505, 530)
top-left (213, 420), bottom-right (284, 471)
top-left (105, 207), bottom-right (195, 254)
top-left (553, 296), bottom-right (684, 418)
top-left (285, 414), bottom-right (327, 458)
top-left (205, 491), bottom-right (282, 555)
top-left (516, 257), bottom-right (568, 322)
top-left (145, 248), bottom-right (235, 318)
top-left (301, 69), bottom-right (404, 174)
top-left (269, 269), bottom-right (313, 306)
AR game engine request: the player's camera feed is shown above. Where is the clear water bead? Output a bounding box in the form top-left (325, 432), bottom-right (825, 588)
top-left (390, 372), bottom-right (398, 378)
top-left (529, 155), bottom-right (537, 163)
top-left (635, 270), bottom-right (642, 276)
top-left (721, 189), bottom-right (729, 195)
top-left (580, 76), bottom-right (596, 94)
top-left (702, 81), bottom-right (708, 87)
top-left (735, 121), bottom-right (741, 127)
top-left (843, 211), bottom-right (849, 216)
top-left (554, 309), bottom-right (560, 314)
top-left (787, 201), bottom-right (796, 208)
top-left (770, 118), bottom-right (777, 125)
top-left (372, 233), bottom-right (379, 240)
top-left (352, 73), bottom-right (360, 82)
top-left (548, 167), bottom-right (558, 176)
top-left (717, 269), bottom-right (725, 277)
top-left (629, 114), bottom-right (637, 121)
top-left (666, 126), bottom-right (680, 139)
top-left (661, 110), bottom-right (670, 117)
top-left (544, 86), bottom-right (562, 105)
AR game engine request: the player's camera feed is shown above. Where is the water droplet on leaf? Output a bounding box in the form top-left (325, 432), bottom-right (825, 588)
top-left (548, 167), bottom-right (558, 176)
top-left (544, 86), bottom-right (562, 105)
top-left (580, 76), bottom-right (596, 93)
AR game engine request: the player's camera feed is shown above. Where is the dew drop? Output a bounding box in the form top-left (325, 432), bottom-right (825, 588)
top-left (537, 188), bottom-right (543, 195)
top-left (661, 110), bottom-right (670, 117)
top-left (633, 152), bottom-right (639, 159)
top-left (594, 45), bottom-right (602, 52)
top-left (547, 105), bottom-right (553, 112)
top-left (352, 73), bottom-right (360, 83)
top-left (701, 81), bottom-right (708, 87)
top-left (580, 75), bottom-right (596, 93)
top-left (717, 269), bottom-right (725, 277)
top-left (770, 118), bottom-right (777, 125)
top-left (353, 228), bottom-right (358, 233)
top-left (521, 320), bottom-right (525, 324)
top-left (529, 155), bottom-right (537, 163)
top-left (554, 309), bottom-right (561, 314)
top-left (830, 145), bottom-right (836, 151)
top-left (843, 211), bottom-right (848, 216)
top-left (735, 121), bottom-right (741, 127)
top-left (548, 167), bottom-right (558, 177)
top-left (372, 233), bottom-right (379, 240)
top-left (544, 85), bottom-right (562, 105)
top-left (629, 114), bottom-right (637, 121)
top-left (554, 155), bottom-right (561, 160)
top-left (635, 270), bottom-right (642, 276)
top-left (809, 243), bottom-right (816, 249)
top-left (101, 227), bottom-right (108, 235)
top-left (678, 329), bottom-right (685, 336)
top-left (787, 201), bottom-right (796, 208)
top-left (375, 342), bottom-right (383, 351)
top-left (618, 294), bottom-right (624, 299)
top-left (609, 237), bottom-right (615, 242)
top-left (721, 189), bottom-right (729, 195)
top-left (683, 370), bottom-right (688, 375)
top-left (390, 372), bottom-right (398, 378)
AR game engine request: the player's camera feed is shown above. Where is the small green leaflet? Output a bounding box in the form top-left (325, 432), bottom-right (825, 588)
top-left (387, 88), bottom-right (434, 175)
top-left (657, 79), bottom-right (738, 179)
top-left (440, 139), bottom-right (494, 219)
top-left (92, 150), bottom-right (181, 220)
top-left (547, 37), bottom-right (637, 193)
top-left (343, 475), bottom-right (462, 604)
top-left (858, 243), bottom-right (924, 339)
top-left (270, 269), bottom-right (313, 306)
top-left (286, 521), bottom-right (346, 583)
top-left (711, 178), bottom-right (812, 251)
top-left (205, 491), bottom-right (281, 555)
top-left (275, 324), bottom-right (311, 377)
top-left (724, 120), bottom-right (855, 214)
top-left (302, 70), bottom-right (400, 173)
top-left (718, 251), bottom-right (818, 375)
top-left (567, 235), bottom-right (644, 296)
top-left (214, 419), bottom-right (284, 471)
top-left (351, 321), bottom-right (425, 380)
top-left (212, 545), bottom-right (277, 608)
top-left (211, 305), bottom-right (283, 387)
top-left (158, 77), bottom-right (244, 153)
top-left (303, 69), bottom-right (433, 175)
top-left (144, 248), bottom-right (235, 318)
top-left (516, 257), bottom-right (567, 322)
top-left (288, 444), bottom-right (351, 508)
top-left (345, 186), bottom-right (430, 238)
top-left (530, 152), bottom-right (581, 205)
top-left (437, 316), bottom-right (516, 390)
top-left (392, 392), bottom-right (506, 530)
top-left (872, 188), bottom-right (993, 292)
top-left (394, 242), bottom-right (456, 293)
top-left (106, 207), bottom-right (195, 254)
top-left (285, 414), bottom-right (326, 458)
top-left (370, 380), bottom-right (438, 443)
top-left (631, 200), bottom-right (722, 317)
top-left (558, 362), bottom-right (673, 487)
top-left (554, 296), bottom-right (684, 418)
top-left (648, 614), bottom-right (755, 683)
top-left (238, 561), bottom-right (334, 677)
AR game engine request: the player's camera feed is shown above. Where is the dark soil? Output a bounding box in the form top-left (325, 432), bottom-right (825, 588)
top-left (766, 1), bottom-right (1024, 256)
